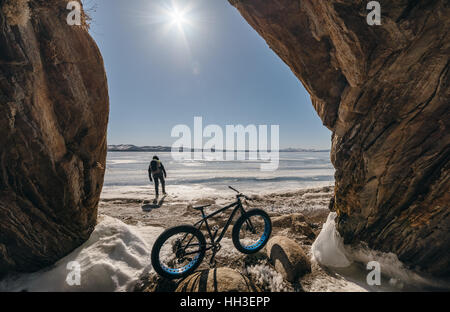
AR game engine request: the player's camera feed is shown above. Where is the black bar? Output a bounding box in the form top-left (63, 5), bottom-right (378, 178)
top-left (0, 292), bottom-right (446, 311)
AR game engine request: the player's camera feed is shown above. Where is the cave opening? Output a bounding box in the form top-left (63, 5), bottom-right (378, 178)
top-left (2, 0), bottom-right (448, 292)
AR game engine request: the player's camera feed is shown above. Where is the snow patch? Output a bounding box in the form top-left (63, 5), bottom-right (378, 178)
top-left (0, 215), bottom-right (163, 292)
top-left (344, 243), bottom-right (449, 290)
top-left (311, 212), bottom-right (351, 268)
top-left (311, 212), bottom-right (450, 291)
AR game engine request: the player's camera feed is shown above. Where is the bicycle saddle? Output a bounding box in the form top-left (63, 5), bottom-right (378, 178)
top-left (191, 204), bottom-right (211, 211)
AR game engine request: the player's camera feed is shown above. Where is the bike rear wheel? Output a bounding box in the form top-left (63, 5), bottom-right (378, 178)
top-left (151, 225), bottom-right (206, 279)
top-left (232, 209), bottom-right (272, 254)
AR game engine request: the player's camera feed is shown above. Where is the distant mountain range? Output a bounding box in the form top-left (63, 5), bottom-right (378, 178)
top-left (107, 144), bottom-right (330, 153)
top-left (108, 145), bottom-right (171, 152)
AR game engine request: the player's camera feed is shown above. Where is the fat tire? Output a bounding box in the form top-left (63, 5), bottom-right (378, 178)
top-left (232, 209), bottom-right (272, 254)
top-left (151, 225), bottom-right (206, 280)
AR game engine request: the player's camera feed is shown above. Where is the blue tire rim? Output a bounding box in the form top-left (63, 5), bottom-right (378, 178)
top-left (241, 216), bottom-right (270, 251)
top-left (160, 254), bottom-right (200, 276)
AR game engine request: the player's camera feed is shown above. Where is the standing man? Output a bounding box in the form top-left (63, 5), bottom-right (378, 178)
top-left (148, 156), bottom-right (167, 197)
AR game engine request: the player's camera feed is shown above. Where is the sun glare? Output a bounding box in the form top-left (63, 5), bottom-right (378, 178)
top-left (168, 6), bottom-right (189, 31)
top-left (170, 8), bottom-right (185, 26)
top-left (149, 1), bottom-right (198, 50)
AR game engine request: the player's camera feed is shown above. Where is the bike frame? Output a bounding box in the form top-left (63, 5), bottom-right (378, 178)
top-left (181, 197), bottom-right (252, 256)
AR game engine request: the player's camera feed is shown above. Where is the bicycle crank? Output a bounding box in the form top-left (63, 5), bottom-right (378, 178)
top-left (209, 243), bottom-right (222, 267)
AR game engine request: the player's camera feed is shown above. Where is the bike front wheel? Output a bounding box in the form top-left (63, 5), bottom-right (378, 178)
top-left (232, 209), bottom-right (272, 254)
top-left (151, 225), bottom-right (206, 279)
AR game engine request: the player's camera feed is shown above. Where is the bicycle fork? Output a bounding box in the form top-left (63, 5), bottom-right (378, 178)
top-left (240, 205), bottom-right (256, 234)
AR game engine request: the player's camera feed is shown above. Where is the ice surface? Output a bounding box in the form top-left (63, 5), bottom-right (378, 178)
top-left (102, 151), bottom-right (335, 200)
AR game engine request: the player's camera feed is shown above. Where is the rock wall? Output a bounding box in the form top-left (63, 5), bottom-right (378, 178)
top-left (229, 0), bottom-right (449, 277)
top-left (0, 0), bottom-right (109, 275)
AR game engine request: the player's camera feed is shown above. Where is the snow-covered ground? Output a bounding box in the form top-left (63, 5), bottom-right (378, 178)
top-left (1, 183), bottom-right (447, 292)
top-left (0, 186), bottom-right (332, 292)
top-left (0, 216), bottom-right (163, 292)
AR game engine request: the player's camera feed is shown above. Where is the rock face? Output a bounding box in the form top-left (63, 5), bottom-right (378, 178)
top-left (230, 0), bottom-right (449, 277)
top-left (176, 268), bottom-right (260, 292)
top-left (0, 0), bottom-right (109, 275)
top-left (266, 236), bottom-right (311, 282)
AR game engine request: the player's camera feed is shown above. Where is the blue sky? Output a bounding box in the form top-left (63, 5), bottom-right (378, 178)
top-left (87, 0), bottom-right (331, 149)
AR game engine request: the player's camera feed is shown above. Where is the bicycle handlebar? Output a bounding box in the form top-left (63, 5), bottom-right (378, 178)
top-left (228, 186), bottom-right (240, 193)
top-left (228, 186), bottom-right (253, 201)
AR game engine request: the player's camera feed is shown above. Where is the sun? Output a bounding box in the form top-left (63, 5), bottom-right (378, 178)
top-left (149, 1), bottom-right (196, 43)
top-left (170, 8), bottom-right (186, 27)
top-left (167, 6), bottom-right (190, 31)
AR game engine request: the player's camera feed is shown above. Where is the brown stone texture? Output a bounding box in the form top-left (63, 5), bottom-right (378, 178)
top-left (229, 0), bottom-right (449, 277)
top-left (0, 0), bottom-right (109, 275)
top-left (175, 267), bottom-right (260, 292)
top-left (266, 235), bottom-right (312, 282)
